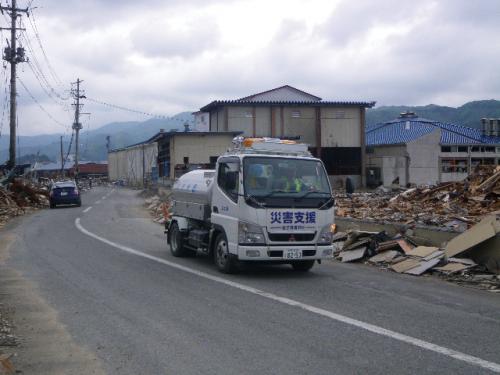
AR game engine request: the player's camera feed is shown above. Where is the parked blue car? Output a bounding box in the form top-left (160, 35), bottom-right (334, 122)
top-left (49, 181), bottom-right (81, 208)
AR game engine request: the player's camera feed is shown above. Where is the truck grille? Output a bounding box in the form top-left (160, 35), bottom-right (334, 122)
top-left (268, 232), bottom-right (316, 242)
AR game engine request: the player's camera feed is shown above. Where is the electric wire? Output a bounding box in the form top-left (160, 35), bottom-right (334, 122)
top-left (20, 20), bottom-right (69, 103)
top-left (86, 97), bottom-right (194, 123)
top-left (27, 6), bottom-right (63, 87)
top-left (18, 76), bottom-right (69, 130)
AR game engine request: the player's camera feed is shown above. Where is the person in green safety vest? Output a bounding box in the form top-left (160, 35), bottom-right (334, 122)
top-left (275, 168), bottom-right (304, 192)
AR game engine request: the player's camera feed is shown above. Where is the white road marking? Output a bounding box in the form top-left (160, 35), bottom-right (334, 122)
top-left (74, 217), bottom-right (500, 373)
top-left (83, 207), bottom-right (92, 213)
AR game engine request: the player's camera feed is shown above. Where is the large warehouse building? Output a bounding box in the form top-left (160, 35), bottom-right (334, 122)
top-left (366, 112), bottom-right (500, 187)
top-left (108, 130), bottom-right (239, 186)
top-left (197, 85), bottom-right (375, 188)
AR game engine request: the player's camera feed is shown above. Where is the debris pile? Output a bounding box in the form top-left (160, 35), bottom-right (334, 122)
top-left (333, 214), bottom-right (500, 291)
top-left (144, 195), bottom-right (171, 225)
top-left (335, 166), bottom-right (500, 228)
top-left (0, 179), bottom-right (49, 228)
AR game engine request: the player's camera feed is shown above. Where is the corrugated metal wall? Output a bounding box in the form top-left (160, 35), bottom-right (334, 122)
top-left (107, 142), bottom-right (158, 187)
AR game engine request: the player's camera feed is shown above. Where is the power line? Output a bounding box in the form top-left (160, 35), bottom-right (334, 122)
top-left (20, 21), bottom-right (69, 102)
top-left (18, 76), bottom-right (69, 130)
top-left (86, 97), bottom-right (194, 123)
top-left (26, 6), bottom-right (63, 86)
top-left (25, 58), bottom-right (72, 116)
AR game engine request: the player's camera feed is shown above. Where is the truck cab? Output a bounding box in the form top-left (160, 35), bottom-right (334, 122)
top-left (168, 137), bottom-right (336, 273)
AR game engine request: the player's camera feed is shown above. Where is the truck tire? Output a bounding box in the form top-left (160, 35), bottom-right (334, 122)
top-left (214, 233), bottom-right (238, 274)
top-left (170, 222), bottom-right (188, 257)
top-left (291, 260), bottom-right (315, 272)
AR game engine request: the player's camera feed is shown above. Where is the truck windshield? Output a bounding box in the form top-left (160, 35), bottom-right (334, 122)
top-left (243, 157), bottom-right (332, 208)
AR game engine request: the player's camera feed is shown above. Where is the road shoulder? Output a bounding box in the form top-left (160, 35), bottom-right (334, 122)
top-left (0, 223), bottom-right (106, 375)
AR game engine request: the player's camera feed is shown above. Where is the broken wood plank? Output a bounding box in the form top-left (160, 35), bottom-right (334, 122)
top-left (369, 250), bottom-right (399, 263)
top-left (407, 246), bottom-right (440, 258)
top-left (340, 247), bottom-right (367, 262)
top-left (391, 258), bottom-right (420, 273)
top-left (445, 216), bottom-right (499, 258)
top-left (405, 258), bottom-right (441, 275)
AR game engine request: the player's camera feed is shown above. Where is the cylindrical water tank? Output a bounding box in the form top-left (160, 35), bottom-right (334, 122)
top-left (172, 169), bottom-right (215, 206)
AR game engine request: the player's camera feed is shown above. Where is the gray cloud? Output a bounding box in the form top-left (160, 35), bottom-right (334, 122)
top-left (131, 18), bottom-right (220, 58)
top-left (3, 0), bottom-right (499, 136)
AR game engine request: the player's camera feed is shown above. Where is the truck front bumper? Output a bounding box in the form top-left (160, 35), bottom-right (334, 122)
top-left (236, 244), bottom-right (333, 261)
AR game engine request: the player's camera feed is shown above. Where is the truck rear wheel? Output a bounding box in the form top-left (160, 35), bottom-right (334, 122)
top-left (291, 260), bottom-right (315, 272)
top-left (214, 233), bottom-right (238, 274)
top-left (170, 222), bottom-right (193, 257)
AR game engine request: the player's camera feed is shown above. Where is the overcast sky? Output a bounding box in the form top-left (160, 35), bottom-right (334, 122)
top-left (1, 0), bottom-right (499, 136)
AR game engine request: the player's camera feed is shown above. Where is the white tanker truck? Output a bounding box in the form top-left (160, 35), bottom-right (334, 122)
top-left (167, 137), bottom-right (336, 273)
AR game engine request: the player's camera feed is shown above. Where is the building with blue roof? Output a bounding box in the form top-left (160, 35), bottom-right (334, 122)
top-left (366, 112), bottom-right (500, 187)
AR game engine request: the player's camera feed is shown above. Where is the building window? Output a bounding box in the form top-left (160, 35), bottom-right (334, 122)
top-left (291, 110), bottom-right (301, 118)
top-left (471, 146), bottom-right (496, 153)
top-left (243, 111), bottom-right (253, 118)
top-left (441, 159), bottom-right (467, 173)
top-left (441, 146), bottom-right (451, 152)
top-left (335, 111), bottom-right (346, 119)
top-left (472, 158), bottom-right (495, 167)
top-left (457, 146), bottom-right (468, 152)
top-left (183, 157), bottom-right (189, 165)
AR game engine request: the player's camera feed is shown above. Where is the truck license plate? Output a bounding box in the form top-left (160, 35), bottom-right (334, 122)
top-left (284, 249), bottom-right (302, 259)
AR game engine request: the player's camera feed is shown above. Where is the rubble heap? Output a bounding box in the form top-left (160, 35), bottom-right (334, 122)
top-left (336, 165), bottom-right (500, 227)
top-left (144, 194), bottom-right (172, 225)
top-left (0, 179), bottom-right (49, 229)
top-left (333, 214), bottom-right (500, 291)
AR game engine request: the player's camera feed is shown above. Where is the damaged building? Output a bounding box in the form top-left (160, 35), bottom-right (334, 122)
top-left (366, 112), bottom-right (500, 187)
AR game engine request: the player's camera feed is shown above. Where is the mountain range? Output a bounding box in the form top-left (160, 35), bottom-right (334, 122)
top-left (0, 112), bottom-right (193, 163)
top-left (1, 100), bottom-right (499, 164)
top-left (365, 99), bottom-right (500, 127)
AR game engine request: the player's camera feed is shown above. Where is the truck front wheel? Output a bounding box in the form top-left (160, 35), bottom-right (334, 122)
top-left (291, 260), bottom-right (315, 272)
top-left (170, 222), bottom-right (193, 257)
top-left (214, 233), bottom-right (238, 274)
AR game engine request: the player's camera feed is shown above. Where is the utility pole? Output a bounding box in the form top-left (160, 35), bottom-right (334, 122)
top-left (71, 78), bottom-right (85, 181)
top-left (60, 135), bottom-right (64, 177)
top-left (1, 0), bottom-right (28, 169)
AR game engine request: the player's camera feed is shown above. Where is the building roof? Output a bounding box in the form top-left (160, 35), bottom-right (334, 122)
top-left (238, 85), bottom-right (322, 102)
top-left (33, 162), bottom-right (68, 171)
top-left (109, 131), bottom-right (242, 153)
top-left (200, 85), bottom-right (376, 112)
top-left (366, 113), bottom-right (500, 146)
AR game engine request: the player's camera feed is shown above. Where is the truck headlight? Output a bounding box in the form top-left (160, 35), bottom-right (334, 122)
top-left (238, 221), bottom-right (265, 245)
top-left (318, 224), bottom-right (336, 245)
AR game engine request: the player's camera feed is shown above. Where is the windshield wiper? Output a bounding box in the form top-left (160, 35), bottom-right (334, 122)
top-left (295, 190), bottom-right (331, 200)
top-left (244, 194), bottom-right (266, 207)
top-left (262, 189), bottom-right (288, 198)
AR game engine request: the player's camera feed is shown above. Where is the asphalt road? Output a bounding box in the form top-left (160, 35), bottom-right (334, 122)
top-left (5, 185), bottom-right (500, 374)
